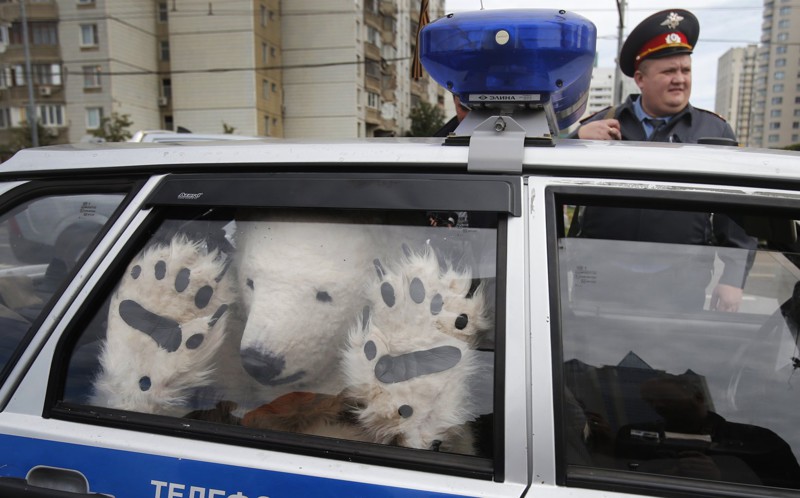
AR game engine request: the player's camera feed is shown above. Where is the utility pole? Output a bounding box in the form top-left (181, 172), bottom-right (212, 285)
top-left (613, 0), bottom-right (627, 106)
top-left (20, 0), bottom-right (38, 147)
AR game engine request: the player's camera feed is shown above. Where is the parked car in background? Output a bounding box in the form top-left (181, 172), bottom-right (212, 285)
top-left (129, 130), bottom-right (261, 143)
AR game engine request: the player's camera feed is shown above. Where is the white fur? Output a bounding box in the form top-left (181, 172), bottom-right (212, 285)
top-left (232, 212), bottom-right (395, 404)
top-left (342, 246), bottom-right (491, 451)
top-left (91, 236), bottom-right (235, 415)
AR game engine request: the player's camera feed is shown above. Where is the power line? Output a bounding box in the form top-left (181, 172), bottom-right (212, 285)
top-left (63, 56), bottom-right (413, 77)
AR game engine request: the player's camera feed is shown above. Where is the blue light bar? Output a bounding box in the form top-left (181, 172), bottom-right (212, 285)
top-left (420, 9), bottom-right (597, 130)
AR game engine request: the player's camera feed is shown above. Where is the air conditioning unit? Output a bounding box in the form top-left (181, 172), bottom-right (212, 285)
top-left (158, 96), bottom-right (168, 107)
top-left (39, 86), bottom-right (51, 97)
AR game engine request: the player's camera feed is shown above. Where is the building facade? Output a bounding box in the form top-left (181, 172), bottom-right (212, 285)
top-left (0, 0), bottom-right (445, 148)
top-left (715, 45), bottom-right (757, 146)
top-left (749, 0), bottom-right (800, 148)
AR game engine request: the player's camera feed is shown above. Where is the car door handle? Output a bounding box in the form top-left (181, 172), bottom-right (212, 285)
top-left (0, 466), bottom-right (112, 497)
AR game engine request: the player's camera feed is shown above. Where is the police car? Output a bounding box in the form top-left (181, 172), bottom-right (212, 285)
top-left (1, 9), bottom-right (799, 498)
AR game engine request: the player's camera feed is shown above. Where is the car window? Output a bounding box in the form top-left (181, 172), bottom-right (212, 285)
top-left (61, 207), bottom-right (497, 462)
top-left (0, 191), bottom-right (125, 376)
top-left (557, 198), bottom-right (800, 491)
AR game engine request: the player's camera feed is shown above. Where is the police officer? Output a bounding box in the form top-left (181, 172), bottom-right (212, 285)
top-left (575, 9), bottom-right (735, 143)
top-left (570, 9), bottom-right (755, 312)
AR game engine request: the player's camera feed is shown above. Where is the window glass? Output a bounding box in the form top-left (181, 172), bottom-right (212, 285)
top-left (559, 199), bottom-right (800, 491)
top-left (0, 192), bottom-right (125, 375)
top-left (63, 208), bottom-right (497, 459)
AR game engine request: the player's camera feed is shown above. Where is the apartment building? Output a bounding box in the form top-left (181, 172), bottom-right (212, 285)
top-left (0, 0), bottom-right (444, 147)
top-left (715, 45), bottom-right (757, 146)
top-left (750, 0), bottom-right (800, 148)
top-left (281, 0), bottom-right (445, 138)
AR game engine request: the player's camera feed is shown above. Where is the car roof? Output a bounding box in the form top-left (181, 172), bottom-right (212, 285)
top-left (3, 138), bottom-right (799, 186)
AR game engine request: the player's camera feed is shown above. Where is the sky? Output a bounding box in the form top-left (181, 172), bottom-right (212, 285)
top-left (443, 0), bottom-right (764, 111)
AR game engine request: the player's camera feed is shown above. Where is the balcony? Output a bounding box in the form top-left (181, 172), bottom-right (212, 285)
top-left (379, 0), bottom-right (397, 17)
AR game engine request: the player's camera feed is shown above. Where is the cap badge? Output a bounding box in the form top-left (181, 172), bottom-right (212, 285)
top-left (661, 12), bottom-right (684, 30)
top-left (665, 33), bottom-right (681, 44)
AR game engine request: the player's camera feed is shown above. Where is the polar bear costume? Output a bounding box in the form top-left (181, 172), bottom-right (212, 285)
top-left (226, 212), bottom-right (400, 406)
top-left (91, 236), bottom-right (235, 415)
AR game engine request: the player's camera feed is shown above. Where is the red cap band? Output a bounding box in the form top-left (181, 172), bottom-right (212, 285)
top-left (634, 32), bottom-right (692, 70)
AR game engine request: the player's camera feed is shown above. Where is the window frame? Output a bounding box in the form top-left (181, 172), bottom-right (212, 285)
top-left (79, 24), bottom-right (98, 47)
top-left (0, 178), bottom-right (139, 396)
top-left (47, 172), bottom-right (519, 481)
top-left (547, 182), bottom-right (800, 497)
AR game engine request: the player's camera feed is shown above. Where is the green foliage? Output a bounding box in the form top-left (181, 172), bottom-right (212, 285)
top-left (782, 143), bottom-right (800, 151)
top-left (91, 112), bottom-right (134, 142)
top-left (222, 122), bottom-right (236, 134)
top-left (408, 101), bottom-right (445, 137)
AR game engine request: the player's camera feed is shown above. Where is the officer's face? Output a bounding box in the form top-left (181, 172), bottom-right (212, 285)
top-left (634, 54), bottom-right (692, 117)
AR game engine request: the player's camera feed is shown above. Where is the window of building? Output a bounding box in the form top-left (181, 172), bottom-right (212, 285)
top-left (775, 71), bottom-right (785, 80)
top-left (0, 107), bottom-right (9, 128)
top-left (772, 97), bottom-right (783, 105)
top-left (365, 59), bottom-right (381, 78)
top-left (29, 63), bottom-right (61, 86)
top-left (778, 19), bottom-right (790, 28)
top-left (260, 4), bottom-right (267, 27)
top-left (86, 107), bottom-right (103, 129)
top-left (32, 22), bottom-right (58, 45)
top-left (774, 83), bottom-right (784, 92)
top-left (160, 40), bottom-right (170, 61)
top-left (162, 78), bottom-right (171, 99)
top-left (271, 82), bottom-right (277, 93)
top-left (262, 42), bottom-right (268, 65)
top-left (777, 45), bottom-right (787, 54)
top-left (270, 46), bottom-right (276, 58)
top-left (263, 114), bottom-right (270, 135)
top-left (779, 6), bottom-right (791, 15)
top-left (777, 32), bottom-right (789, 41)
top-left (795, 96), bottom-right (800, 104)
top-left (768, 133), bottom-right (780, 142)
top-left (82, 65), bottom-right (101, 88)
top-left (79, 24), bottom-right (98, 47)
top-left (157, 2), bottom-right (169, 22)
top-left (770, 121), bottom-right (781, 129)
top-left (367, 91), bottom-right (380, 109)
top-left (38, 104), bottom-right (64, 126)
top-left (77, 0), bottom-right (96, 4)
top-left (776, 58), bottom-right (786, 67)
top-left (793, 122), bottom-right (800, 129)
top-left (164, 114), bottom-right (173, 130)
top-left (262, 79), bottom-right (270, 100)
top-left (771, 109), bottom-right (782, 117)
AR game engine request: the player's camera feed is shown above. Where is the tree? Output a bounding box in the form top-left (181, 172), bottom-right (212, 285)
top-left (0, 120), bottom-right (57, 156)
top-left (408, 101), bottom-right (445, 137)
top-left (222, 122), bottom-right (236, 134)
top-left (91, 112), bottom-right (134, 142)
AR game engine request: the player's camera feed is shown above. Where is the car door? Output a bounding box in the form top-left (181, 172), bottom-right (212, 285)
top-left (0, 171), bottom-right (535, 498)
top-left (543, 175), bottom-right (800, 497)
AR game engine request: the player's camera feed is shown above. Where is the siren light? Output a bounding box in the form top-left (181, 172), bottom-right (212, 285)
top-left (419, 9), bottom-right (597, 131)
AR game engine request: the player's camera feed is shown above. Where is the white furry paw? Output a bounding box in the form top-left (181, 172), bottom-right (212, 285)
top-left (91, 236), bottom-right (235, 415)
top-left (342, 245), bottom-right (491, 452)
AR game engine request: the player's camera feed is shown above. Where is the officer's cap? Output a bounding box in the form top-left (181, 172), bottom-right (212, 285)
top-left (619, 9), bottom-right (699, 77)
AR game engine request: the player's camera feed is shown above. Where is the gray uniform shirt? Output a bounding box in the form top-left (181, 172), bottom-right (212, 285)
top-left (575, 94), bottom-right (736, 144)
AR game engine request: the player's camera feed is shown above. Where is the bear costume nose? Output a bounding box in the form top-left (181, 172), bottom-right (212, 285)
top-left (240, 348), bottom-right (286, 385)
top-left (240, 348), bottom-right (307, 386)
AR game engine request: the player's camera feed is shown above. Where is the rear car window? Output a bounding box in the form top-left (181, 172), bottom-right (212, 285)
top-left (556, 197), bottom-right (800, 491)
top-left (0, 191), bottom-right (125, 376)
top-left (61, 207), bottom-right (498, 462)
